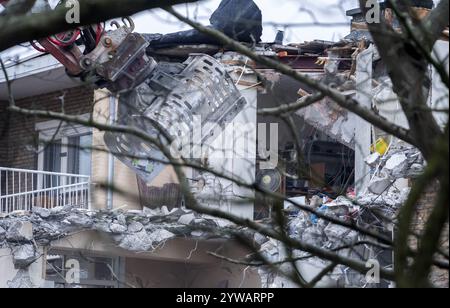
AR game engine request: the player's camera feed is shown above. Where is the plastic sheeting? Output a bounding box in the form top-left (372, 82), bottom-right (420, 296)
top-left (145, 0), bottom-right (263, 48)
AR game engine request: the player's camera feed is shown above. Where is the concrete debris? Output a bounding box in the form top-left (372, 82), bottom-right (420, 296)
top-left (116, 214), bottom-right (127, 225)
top-left (284, 196), bottom-right (306, 211)
top-left (127, 221), bottom-right (144, 233)
top-left (368, 176), bottom-right (392, 195)
top-left (358, 187), bottom-right (411, 211)
top-left (0, 226), bottom-right (6, 239)
top-left (161, 206), bottom-right (172, 216)
top-left (11, 244), bottom-right (36, 269)
top-left (323, 224), bottom-right (358, 247)
top-left (65, 214), bottom-right (93, 228)
top-left (32, 207), bottom-right (50, 219)
top-left (253, 232), bottom-right (269, 246)
top-left (116, 230), bottom-right (155, 252)
top-left (0, 148), bottom-right (423, 286)
top-left (365, 152), bottom-right (381, 167)
top-left (358, 145), bottom-right (424, 217)
top-left (191, 231), bottom-right (205, 237)
top-left (370, 146), bottom-right (425, 181)
top-left (0, 205), bottom-right (237, 266)
top-left (296, 96), bottom-right (356, 149)
top-left (148, 229), bottom-right (176, 244)
top-left (385, 153), bottom-right (408, 174)
top-left (109, 223), bottom-right (127, 234)
top-left (326, 196), bottom-right (356, 209)
top-left (178, 213), bottom-right (196, 225)
top-left (302, 226), bottom-right (326, 246)
top-left (6, 221), bottom-right (33, 243)
top-left (259, 185), bottom-right (393, 288)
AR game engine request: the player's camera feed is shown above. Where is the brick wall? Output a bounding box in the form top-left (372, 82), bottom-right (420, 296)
top-left (412, 182), bottom-right (449, 288)
top-left (2, 86), bottom-right (94, 170)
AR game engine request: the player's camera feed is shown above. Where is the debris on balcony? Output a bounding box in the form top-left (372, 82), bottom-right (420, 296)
top-left (0, 204), bottom-right (238, 269)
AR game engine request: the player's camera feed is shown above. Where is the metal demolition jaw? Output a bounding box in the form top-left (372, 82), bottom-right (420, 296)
top-left (25, 5), bottom-right (156, 93)
top-left (77, 17), bottom-right (157, 92)
top-left (12, 1), bottom-right (249, 183)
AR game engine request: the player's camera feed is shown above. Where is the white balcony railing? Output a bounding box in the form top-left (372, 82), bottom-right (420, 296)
top-left (0, 167), bottom-right (90, 215)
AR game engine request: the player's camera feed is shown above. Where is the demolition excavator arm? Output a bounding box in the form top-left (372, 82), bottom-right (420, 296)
top-left (1, 0), bottom-right (252, 182)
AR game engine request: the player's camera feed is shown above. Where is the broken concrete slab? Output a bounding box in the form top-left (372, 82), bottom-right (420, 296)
top-left (161, 206), bottom-right (171, 216)
top-left (143, 207), bottom-right (162, 216)
top-left (65, 214), bottom-right (93, 228)
top-left (117, 229), bottom-right (154, 252)
top-left (178, 213), bottom-right (196, 225)
top-left (365, 152), bottom-right (381, 167)
top-left (32, 207), bottom-right (50, 219)
top-left (12, 244), bottom-right (36, 269)
top-left (109, 223), bottom-right (127, 234)
top-left (385, 153), bottom-right (408, 173)
top-left (368, 176), bottom-right (392, 195)
top-left (94, 221), bottom-right (112, 234)
top-left (148, 229), bottom-right (175, 244)
top-left (127, 221), bottom-right (144, 233)
top-left (6, 221), bottom-right (33, 242)
top-left (1, 205), bottom-right (242, 260)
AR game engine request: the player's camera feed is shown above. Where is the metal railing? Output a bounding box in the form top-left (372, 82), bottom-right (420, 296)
top-left (0, 167), bottom-right (90, 215)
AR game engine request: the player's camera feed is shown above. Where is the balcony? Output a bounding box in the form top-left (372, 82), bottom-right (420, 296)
top-left (0, 167), bottom-right (90, 215)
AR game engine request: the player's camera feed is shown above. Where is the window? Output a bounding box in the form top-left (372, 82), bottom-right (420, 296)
top-left (43, 140), bottom-right (62, 188)
top-left (45, 250), bottom-right (124, 288)
top-left (43, 141), bottom-right (62, 173)
top-left (67, 134), bottom-right (92, 176)
top-left (37, 117), bottom-right (92, 177)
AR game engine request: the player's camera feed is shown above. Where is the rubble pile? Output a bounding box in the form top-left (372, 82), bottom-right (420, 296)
top-left (257, 144), bottom-right (426, 288)
top-left (257, 196), bottom-right (364, 288)
top-left (0, 205), bottom-right (233, 268)
top-left (358, 144), bottom-right (425, 214)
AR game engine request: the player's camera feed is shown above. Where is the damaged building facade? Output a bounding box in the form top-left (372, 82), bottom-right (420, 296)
top-left (0, 0), bottom-right (448, 288)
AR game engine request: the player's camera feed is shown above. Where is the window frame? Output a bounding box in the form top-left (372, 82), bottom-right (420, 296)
top-left (36, 115), bottom-right (92, 176)
top-left (44, 249), bottom-right (125, 289)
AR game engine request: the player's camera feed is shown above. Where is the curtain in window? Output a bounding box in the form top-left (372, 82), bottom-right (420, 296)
top-left (43, 141), bottom-right (61, 188)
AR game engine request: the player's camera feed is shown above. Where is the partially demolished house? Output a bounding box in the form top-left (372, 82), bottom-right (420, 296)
top-left (0, 0), bottom-right (448, 288)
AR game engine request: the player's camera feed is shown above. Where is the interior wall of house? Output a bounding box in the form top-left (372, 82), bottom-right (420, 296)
top-left (256, 74), bottom-right (355, 204)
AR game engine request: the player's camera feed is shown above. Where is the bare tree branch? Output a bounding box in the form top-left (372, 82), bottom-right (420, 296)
top-left (164, 6), bottom-right (417, 148)
top-left (0, 0), bottom-right (198, 52)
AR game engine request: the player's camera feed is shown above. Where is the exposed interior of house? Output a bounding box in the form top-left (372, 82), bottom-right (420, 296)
top-left (0, 0), bottom-right (448, 289)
